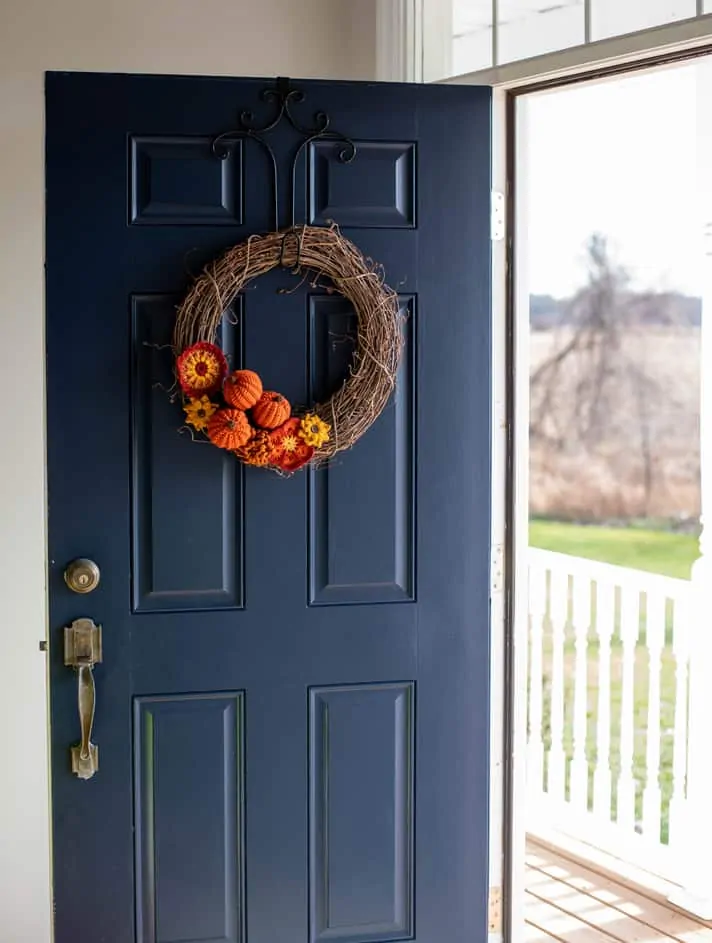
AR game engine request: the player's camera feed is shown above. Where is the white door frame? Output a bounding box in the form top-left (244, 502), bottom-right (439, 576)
top-left (378, 5), bottom-right (712, 943)
top-left (498, 39), bottom-right (712, 943)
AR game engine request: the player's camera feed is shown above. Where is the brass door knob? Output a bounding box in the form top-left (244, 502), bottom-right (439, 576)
top-left (64, 558), bottom-right (101, 594)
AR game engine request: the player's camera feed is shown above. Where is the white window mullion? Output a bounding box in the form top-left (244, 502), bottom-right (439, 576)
top-left (584, 0), bottom-right (592, 42)
top-left (493, 0), bottom-right (500, 67)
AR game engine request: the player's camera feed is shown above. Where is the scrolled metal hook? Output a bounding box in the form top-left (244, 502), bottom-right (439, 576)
top-left (211, 78), bottom-right (358, 231)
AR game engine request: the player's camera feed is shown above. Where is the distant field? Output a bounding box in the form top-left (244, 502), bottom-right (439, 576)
top-left (529, 519), bottom-right (697, 580)
top-left (529, 325), bottom-right (700, 522)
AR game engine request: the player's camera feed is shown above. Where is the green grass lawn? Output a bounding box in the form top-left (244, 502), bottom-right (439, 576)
top-left (529, 519), bottom-right (694, 843)
top-left (529, 518), bottom-right (698, 580)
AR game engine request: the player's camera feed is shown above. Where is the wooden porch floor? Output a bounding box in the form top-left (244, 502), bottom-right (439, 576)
top-left (525, 840), bottom-right (712, 943)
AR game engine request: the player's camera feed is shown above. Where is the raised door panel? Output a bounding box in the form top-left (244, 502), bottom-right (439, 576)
top-left (130, 136), bottom-right (244, 226)
top-left (309, 683), bottom-right (415, 943)
top-left (309, 140), bottom-right (416, 228)
top-left (131, 294), bottom-right (245, 612)
top-left (309, 296), bottom-right (415, 605)
top-left (134, 693), bottom-right (246, 943)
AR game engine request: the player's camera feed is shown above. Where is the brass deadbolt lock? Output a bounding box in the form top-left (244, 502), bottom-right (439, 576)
top-left (64, 558), bottom-right (101, 594)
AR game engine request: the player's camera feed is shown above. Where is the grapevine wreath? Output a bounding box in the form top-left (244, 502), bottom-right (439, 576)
top-left (173, 224), bottom-right (404, 474)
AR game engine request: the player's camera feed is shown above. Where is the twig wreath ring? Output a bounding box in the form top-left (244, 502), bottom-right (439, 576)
top-left (173, 224), bottom-right (403, 474)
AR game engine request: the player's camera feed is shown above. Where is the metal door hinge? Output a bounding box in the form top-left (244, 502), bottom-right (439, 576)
top-left (490, 542), bottom-right (504, 597)
top-left (491, 191), bottom-right (505, 241)
top-left (488, 885), bottom-right (502, 934)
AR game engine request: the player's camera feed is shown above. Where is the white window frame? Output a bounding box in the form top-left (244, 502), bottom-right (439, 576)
top-left (377, 4), bottom-right (712, 942)
top-left (418, 0), bottom-right (712, 80)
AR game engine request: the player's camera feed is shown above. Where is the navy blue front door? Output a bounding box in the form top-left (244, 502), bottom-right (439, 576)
top-left (46, 72), bottom-right (491, 943)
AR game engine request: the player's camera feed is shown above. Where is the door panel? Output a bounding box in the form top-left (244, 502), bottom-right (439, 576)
top-left (308, 140), bottom-right (417, 228)
top-left (131, 293), bottom-right (246, 611)
top-left (130, 135), bottom-right (245, 227)
top-left (308, 296), bottom-right (415, 605)
top-left (134, 693), bottom-right (246, 943)
top-left (46, 73), bottom-right (491, 943)
top-left (309, 683), bottom-right (414, 943)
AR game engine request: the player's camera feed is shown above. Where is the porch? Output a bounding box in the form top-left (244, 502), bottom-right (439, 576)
top-left (524, 839), bottom-right (712, 943)
top-left (526, 546), bottom-right (712, 925)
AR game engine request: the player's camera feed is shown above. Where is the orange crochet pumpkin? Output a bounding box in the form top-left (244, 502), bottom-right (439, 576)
top-left (206, 408), bottom-right (252, 450)
top-left (252, 391), bottom-right (291, 430)
top-left (224, 369), bottom-right (263, 410)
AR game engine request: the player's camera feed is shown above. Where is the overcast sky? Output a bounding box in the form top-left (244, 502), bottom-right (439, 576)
top-left (524, 63), bottom-right (704, 299)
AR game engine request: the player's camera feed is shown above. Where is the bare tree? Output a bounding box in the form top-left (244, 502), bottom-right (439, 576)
top-left (529, 233), bottom-right (700, 521)
top-left (531, 234), bottom-right (627, 449)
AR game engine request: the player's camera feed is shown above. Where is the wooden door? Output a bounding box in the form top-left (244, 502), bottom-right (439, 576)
top-left (46, 72), bottom-right (492, 943)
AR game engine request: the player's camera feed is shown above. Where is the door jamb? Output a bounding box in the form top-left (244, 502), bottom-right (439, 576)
top-left (498, 38), bottom-right (712, 943)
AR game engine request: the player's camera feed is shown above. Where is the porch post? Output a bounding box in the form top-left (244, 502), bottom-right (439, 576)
top-left (669, 55), bottom-right (712, 918)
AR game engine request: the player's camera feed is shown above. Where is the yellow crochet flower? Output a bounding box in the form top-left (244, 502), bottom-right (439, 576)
top-left (299, 413), bottom-right (331, 448)
top-left (183, 396), bottom-right (217, 432)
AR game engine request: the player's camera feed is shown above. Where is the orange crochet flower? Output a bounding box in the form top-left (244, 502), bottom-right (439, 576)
top-left (176, 342), bottom-right (227, 396)
top-left (234, 430), bottom-right (274, 467)
top-left (269, 418), bottom-right (314, 472)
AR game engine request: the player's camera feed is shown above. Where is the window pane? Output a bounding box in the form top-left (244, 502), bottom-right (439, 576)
top-left (520, 62), bottom-right (702, 545)
top-left (497, 0), bottom-right (585, 65)
top-left (453, 0), bottom-right (493, 74)
top-left (591, 0), bottom-right (696, 40)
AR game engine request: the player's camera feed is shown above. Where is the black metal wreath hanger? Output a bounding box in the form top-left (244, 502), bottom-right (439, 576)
top-left (212, 76), bottom-right (357, 231)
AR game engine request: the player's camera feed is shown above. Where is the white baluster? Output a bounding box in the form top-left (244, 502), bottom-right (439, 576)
top-left (642, 590), bottom-right (665, 841)
top-left (617, 587), bottom-right (639, 834)
top-left (570, 575), bottom-right (590, 811)
top-left (528, 564), bottom-right (546, 794)
top-left (547, 567), bottom-right (568, 802)
top-left (668, 591), bottom-right (690, 849)
top-left (593, 580), bottom-right (614, 821)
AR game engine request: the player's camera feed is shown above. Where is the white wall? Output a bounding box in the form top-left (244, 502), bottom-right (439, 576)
top-left (0, 2), bottom-right (375, 938)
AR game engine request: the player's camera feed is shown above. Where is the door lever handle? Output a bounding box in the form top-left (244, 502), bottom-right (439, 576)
top-left (64, 618), bottom-right (102, 780)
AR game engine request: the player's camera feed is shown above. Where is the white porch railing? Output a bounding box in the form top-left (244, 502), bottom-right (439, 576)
top-left (526, 547), bottom-right (694, 887)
